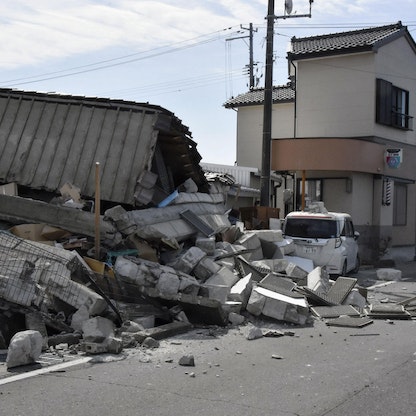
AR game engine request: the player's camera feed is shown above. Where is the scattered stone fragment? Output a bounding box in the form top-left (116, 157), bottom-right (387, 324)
top-left (228, 312), bottom-right (245, 325)
top-left (271, 354), bottom-right (283, 360)
top-left (245, 326), bottom-right (263, 340)
top-left (141, 337), bottom-right (160, 348)
top-left (179, 354), bottom-right (195, 366)
top-left (263, 329), bottom-right (285, 338)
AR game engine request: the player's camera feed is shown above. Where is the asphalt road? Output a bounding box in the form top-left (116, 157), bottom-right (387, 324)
top-left (0, 261), bottom-right (415, 416)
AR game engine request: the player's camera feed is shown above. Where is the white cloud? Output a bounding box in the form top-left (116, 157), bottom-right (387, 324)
top-left (0, 0), bottom-right (270, 69)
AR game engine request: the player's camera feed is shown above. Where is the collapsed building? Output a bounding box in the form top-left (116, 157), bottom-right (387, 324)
top-left (0, 89), bottom-right (414, 368)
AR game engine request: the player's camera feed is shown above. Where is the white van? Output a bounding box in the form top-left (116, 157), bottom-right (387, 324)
top-left (283, 211), bottom-right (360, 276)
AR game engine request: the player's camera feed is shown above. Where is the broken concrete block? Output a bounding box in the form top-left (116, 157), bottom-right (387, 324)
top-left (200, 283), bottom-right (230, 304)
top-left (285, 261), bottom-right (309, 285)
top-left (376, 268), bottom-right (402, 281)
top-left (114, 256), bottom-right (154, 287)
top-left (192, 256), bottom-right (221, 282)
top-left (170, 246), bottom-right (206, 274)
top-left (343, 289), bottom-right (367, 309)
top-left (251, 259), bottom-right (289, 274)
top-left (195, 236), bottom-right (216, 255)
top-left (245, 326), bottom-right (263, 340)
top-left (228, 273), bottom-right (253, 307)
top-left (285, 256), bottom-right (314, 273)
top-left (156, 271), bottom-right (180, 299)
top-left (141, 337), bottom-right (159, 348)
top-left (222, 301), bottom-right (243, 315)
top-left (70, 305), bottom-right (90, 332)
top-left (228, 312), bottom-right (245, 325)
top-left (307, 267), bottom-right (330, 293)
top-left (179, 354), bottom-right (195, 366)
top-left (235, 233), bottom-right (263, 261)
top-left (82, 317), bottom-right (115, 342)
top-left (247, 286), bottom-right (310, 325)
top-left (83, 336), bottom-right (123, 354)
top-left (246, 287), bottom-right (266, 316)
top-left (204, 266), bottom-right (239, 288)
top-left (176, 293), bottom-right (227, 326)
top-left (276, 239), bottom-right (295, 255)
top-left (178, 273), bottom-right (200, 296)
top-left (246, 229), bottom-right (284, 243)
top-left (104, 205), bottom-right (137, 235)
top-left (6, 330), bottom-right (43, 369)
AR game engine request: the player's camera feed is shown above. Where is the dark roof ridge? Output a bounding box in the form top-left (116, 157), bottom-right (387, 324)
top-left (291, 21), bottom-right (403, 43)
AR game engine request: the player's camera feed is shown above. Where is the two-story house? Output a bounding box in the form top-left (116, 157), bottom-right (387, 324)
top-left (224, 22), bottom-right (416, 264)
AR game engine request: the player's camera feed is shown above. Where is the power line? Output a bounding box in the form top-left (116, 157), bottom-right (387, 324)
top-left (0, 26), bottom-right (243, 87)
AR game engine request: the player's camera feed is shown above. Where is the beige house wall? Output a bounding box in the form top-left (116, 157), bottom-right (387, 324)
top-left (236, 102), bottom-right (294, 169)
top-left (295, 53), bottom-right (376, 138)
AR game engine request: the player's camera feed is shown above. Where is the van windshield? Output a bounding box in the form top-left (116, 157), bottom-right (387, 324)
top-left (284, 218), bottom-right (339, 239)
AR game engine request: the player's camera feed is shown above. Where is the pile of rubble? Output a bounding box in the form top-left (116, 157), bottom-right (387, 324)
top-left (1, 183), bottom-right (414, 370)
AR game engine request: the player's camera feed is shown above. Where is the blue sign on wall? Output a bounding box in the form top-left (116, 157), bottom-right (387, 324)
top-left (385, 148), bottom-right (402, 169)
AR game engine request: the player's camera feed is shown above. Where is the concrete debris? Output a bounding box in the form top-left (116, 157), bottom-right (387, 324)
top-left (376, 268), bottom-right (402, 281)
top-left (179, 354), bottom-right (195, 366)
top-left (1, 182), bottom-right (414, 368)
top-left (245, 326), bottom-right (264, 340)
top-left (228, 312), bottom-right (245, 325)
top-left (6, 330), bottom-right (43, 369)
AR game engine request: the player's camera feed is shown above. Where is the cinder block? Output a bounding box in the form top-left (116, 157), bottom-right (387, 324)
top-left (200, 283), bottom-right (230, 304)
top-left (192, 256), bottom-right (221, 282)
top-left (172, 247), bottom-right (206, 274)
top-left (376, 268), bottom-right (402, 281)
top-left (307, 267), bottom-right (330, 293)
top-left (235, 233), bottom-right (264, 261)
top-left (82, 317), bottom-right (115, 342)
top-left (247, 286), bottom-right (310, 325)
top-left (229, 273), bottom-right (253, 307)
top-left (204, 266), bottom-right (239, 288)
top-left (195, 236), bottom-right (216, 255)
top-left (246, 229), bottom-right (284, 243)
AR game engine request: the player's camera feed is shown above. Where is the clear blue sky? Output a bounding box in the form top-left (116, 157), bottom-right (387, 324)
top-left (1, 1), bottom-right (415, 165)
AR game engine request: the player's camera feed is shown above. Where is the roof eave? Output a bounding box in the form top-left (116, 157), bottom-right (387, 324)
top-left (288, 45), bottom-right (374, 62)
top-left (224, 98), bottom-right (294, 109)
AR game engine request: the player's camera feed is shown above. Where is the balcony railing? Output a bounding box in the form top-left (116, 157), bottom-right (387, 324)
top-left (391, 111), bottom-right (413, 130)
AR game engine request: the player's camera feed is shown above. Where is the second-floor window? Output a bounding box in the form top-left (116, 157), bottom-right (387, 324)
top-left (376, 78), bottom-right (412, 130)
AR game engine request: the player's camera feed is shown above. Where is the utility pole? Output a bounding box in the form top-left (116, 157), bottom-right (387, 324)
top-left (260, 0), bottom-right (313, 207)
top-left (260, 0), bottom-right (275, 207)
top-left (226, 24), bottom-right (258, 89)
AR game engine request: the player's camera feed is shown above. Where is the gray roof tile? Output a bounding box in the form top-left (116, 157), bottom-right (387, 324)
top-left (224, 85), bottom-right (294, 108)
top-left (289, 22), bottom-right (406, 58)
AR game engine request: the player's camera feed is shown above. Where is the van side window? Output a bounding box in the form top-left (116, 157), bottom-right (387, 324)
top-left (344, 219), bottom-right (354, 237)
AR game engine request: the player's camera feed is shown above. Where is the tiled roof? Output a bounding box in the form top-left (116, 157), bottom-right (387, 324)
top-left (289, 22), bottom-right (408, 59)
top-left (223, 85), bottom-right (294, 108)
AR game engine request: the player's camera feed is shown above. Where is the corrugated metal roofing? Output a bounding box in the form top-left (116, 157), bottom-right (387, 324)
top-left (223, 85), bottom-right (294, 109)
top-left (289, 22), bottom-right (410, 59)
top-left (0, 88), bottom-right (208, 206)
